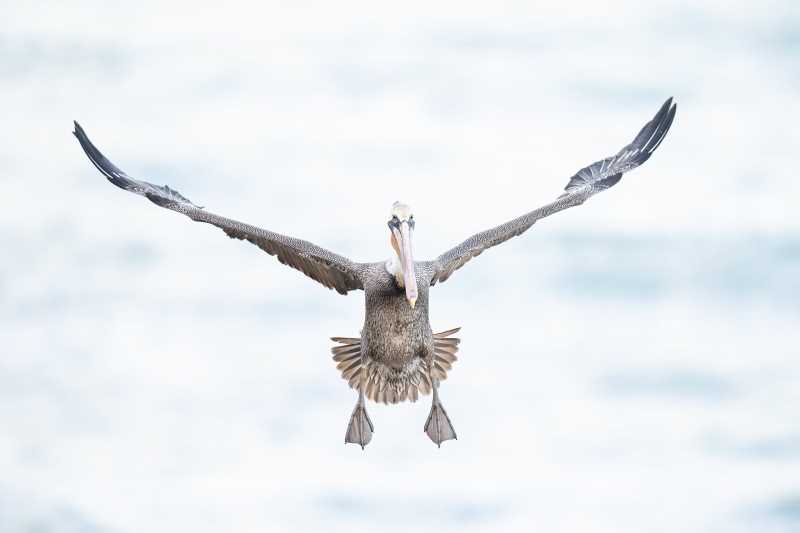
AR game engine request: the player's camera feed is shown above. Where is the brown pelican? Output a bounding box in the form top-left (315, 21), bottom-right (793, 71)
top-left (74, 98), bottom-right (676, 448)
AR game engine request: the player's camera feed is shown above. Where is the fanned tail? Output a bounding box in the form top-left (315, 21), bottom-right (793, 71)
top-left (331, 337), bottom-right (362, 389)
top-left (330, 327), bottom-right (461, 405)
top-left (419, 327), bottom-right (461, 396)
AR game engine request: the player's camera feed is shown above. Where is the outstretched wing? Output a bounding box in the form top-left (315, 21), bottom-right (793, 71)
top-left (421, 97), bottom-right (676, 286)
top-left (74, 122), bottom-right (364, 294)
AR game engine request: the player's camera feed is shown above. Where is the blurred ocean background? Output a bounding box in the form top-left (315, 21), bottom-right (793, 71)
top-left (1, 1), bottom-right (799, 531)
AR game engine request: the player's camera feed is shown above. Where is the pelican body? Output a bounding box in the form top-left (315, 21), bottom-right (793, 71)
top-left (74, 98), bottom-right (676, 448)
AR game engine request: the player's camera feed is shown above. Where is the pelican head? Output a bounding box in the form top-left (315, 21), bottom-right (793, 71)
top-left (388, 201), bottom-right (417, 308)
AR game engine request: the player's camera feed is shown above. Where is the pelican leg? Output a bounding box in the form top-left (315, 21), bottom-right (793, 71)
top-left (424, 368), bottom-right (457, 447)
top-left (345, 367), bottom-right (373, 448)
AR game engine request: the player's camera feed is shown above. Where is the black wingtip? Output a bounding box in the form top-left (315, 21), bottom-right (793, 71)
top-left (73, 121), bottom-right (87, 140)
top-left (659, 97), bottom-right (673, 114)
top-left (72, 121), bottom-right (147, 194)
top-left (73, 124), bottom-right (200, 208)
top-left (72, 121), bottom-right (101, 160)
top-left (560, 96), bottom-right (677, 197)
top-left (630, 96), bottom-right (677, 157)
top-left (645, 98), bottom-right (677, 155)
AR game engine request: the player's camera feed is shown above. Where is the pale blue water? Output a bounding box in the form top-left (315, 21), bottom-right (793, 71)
top-left (1, 1), bottom-right (799, 532)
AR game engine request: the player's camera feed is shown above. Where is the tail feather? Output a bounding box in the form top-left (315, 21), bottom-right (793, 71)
top-left (332, 351), bottom-right (359, 363)
top-left (419, 371), bottom-right (432, 396)
top-left (435, 360), bottom-right (453, 372)
top-left (330, 336), bottom-right (360, 344)
top-left (408, 386), bottom-right (419, 403)
top-left (332, 344), bottom-right (360, 355)
top-left (434, 327), bottom-right (461, 339)
top-left (330, 327), bottom-right (461, 405)
top-left (347, 372), bottom-right (360, 389)
top-left (339, 361), bottom-right (362, 380)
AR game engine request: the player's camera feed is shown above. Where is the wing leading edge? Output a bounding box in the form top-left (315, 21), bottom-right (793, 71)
top-left (73, 122), bottom-right (364, 294)
top-left (422, 98), bottom-right (677, 286)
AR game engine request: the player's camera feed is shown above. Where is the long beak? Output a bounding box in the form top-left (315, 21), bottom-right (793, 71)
top-left (397, 221), bottom-right (418, 308)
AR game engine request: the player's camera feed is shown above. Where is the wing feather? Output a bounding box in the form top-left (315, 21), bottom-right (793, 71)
top-left (74, 122), bottom-right (364, 294)
top-left (421, 98), bottom-right (676, 286)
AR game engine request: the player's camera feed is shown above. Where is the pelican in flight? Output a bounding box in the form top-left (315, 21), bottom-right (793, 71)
top-left (74, 98), bottom-right (676, 448)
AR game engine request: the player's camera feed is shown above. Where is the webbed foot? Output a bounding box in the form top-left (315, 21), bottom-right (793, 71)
top-left (345, 402), bottom-right (374, 449)
top-left (424, 402), bottom-right (457, 447)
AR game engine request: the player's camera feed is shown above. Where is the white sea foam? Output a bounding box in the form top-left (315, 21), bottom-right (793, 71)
top-left (0, 1), bottom-right (798, 531)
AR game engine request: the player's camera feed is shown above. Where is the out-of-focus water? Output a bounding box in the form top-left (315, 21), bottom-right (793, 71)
top-left (1, 1), bottom-right (799, 531)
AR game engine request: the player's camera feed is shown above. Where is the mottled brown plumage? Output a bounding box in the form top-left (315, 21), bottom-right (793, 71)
top-left (74, 98), bottom-right (676, 448)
